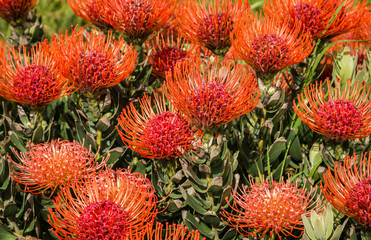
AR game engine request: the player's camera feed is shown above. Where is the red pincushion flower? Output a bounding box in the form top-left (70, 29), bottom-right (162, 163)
top-left (164, 57), bottom-right (259, 131)
top-left (0, 0), bottom-right (36, 22)
top-left (231, 14), bottom-right (314, 84)
top-left (0, 42), bottom-right (74, 109)
top-left (146, 30), bottom-right (198, 80)
top-left (322, 152), bottom-right (371, 228)
top-left (221, 177), bottom-right (322, 239)
top-left (98, 0), bottom-right (176, 45)
top-left (175, 0), bottom-right (250, 56)
top-left (264, 0), bottom-right (370, 40)
top-left (50, 27), bottom-right (137, 95)
top-left (8, 139), bottom-right (108, 197)
top-left (130, 222), bottom-right (202, 240)
top-left (48, 168), bottom-right (158, 239)
top-left (293, 78), bottom-right (371, 141)
top-left (117, 93), bottom-right (200, 159)
top-left (67, 0), bottom-right (112, 29)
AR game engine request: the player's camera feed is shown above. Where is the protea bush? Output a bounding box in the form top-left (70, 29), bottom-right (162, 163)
top-left (0, 0), bottom-right (370, 239)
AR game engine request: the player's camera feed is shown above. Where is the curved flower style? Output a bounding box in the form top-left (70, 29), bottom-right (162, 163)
top-left (48, 168), bottom-right (158, 239)
top-left (322, 152), bottom-right (371, 228)
top-left (0, 42), bottom-right (74, 109)
top-left (0, 0), bottom-right (36, 22)
top-left (98, 0), bottom-right (176, 45)
top-left (130, 222), bottom-right (202, 240)
top-left (175, 0), bottom-right (250, 56)
top-left (293, 78), bottom-right (371, 141)
top-left (221, 177), bottom-right (322, 239)
top-left (8, 139), bottom-right (108, 197)
top-left (117, 93), bottom-right (200, 159)
top-left (51, 27), bottom-right (137, 95)
top-left (146, 30), bottom-right (198, 80)
top-left (164, 58), bottom-right (259, 131)
top-left (231, 14), bottom-right (314, 84)
top-left (67, 0), bottom-right (112, 29)
top-left (264, 0), bottom-right (370, 40)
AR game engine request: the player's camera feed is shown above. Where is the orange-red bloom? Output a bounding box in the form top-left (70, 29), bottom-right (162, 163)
top-left (98, 0), bottom-right (176, 45)
top-left (322, 152), bottom-right (371, 228)
top-left (50, 27), bottom-right (137, 95)
top-left (0, 0), bottom-right (36, 22)
top-left (0, 42), bottom-right (74, 109)
top-left (130, 222), bottom-right (202, 240)
top-left (175, 0), bottom-right (250, 56)
top-left (164, 57), bottom-right (259, 131)
top-left (221, 177), bottom-right (322, 239)
top-left (117, 93), bottom-right (200, 159)
top-left (8, 139), bottom-right (108, 197)
top-left (264, 0), bottom-right (370, 40)
top-left (293, 78), bottom-right (371, 141)
top-left (231, 14), bottom-right (314, 83)
top-left (67, 0), bottom-right (112, 29)
top-left (48, 168), bottom-right (158, 239)
top-left (146, 30), bottom-right (198, 80)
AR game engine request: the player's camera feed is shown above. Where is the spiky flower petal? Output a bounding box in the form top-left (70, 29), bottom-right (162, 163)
top-left (293, 78), bottom-right (371, 141)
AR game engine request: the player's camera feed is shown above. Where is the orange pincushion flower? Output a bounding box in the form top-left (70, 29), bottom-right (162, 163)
top-left (0, 0), bottom-right (36, 22)
top-left (48, 168), bottom-right (158, 239)
top-left (164, 57), bottom-right (259, 131)
top-left (8, 139), bottom-right (108, 197)
top-left (146, 30), bottom-right (198, 80)
top-left (322, 152), bottom-right (371, 228)
top-left (67, 0), bottom-right (112, 29)
top-left (130, 222), bottom-right (202, 240)
top-left (293, 78), bottom-right (371, 141)
top-left (51, 27), bottom-right (137, 95)
top-left (231, 14), bottom-right (314, 83)
top-left (175, 0), bottom-right (250, 56)
top-left (0, 42), bottom-right (74, 109)
top-left (98, 0), bottom-right (176, 45)
top-left (117, 93), bottom-right (200, 159)
top-left (264, 0), bottom-right (370, 40)
top-left (221, 177), bottom-right (322, 239)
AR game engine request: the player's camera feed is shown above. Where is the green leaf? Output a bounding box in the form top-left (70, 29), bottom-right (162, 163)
top-left (268, 137), bottom-right (286, 163)
top-left (330, 218), bottom-right (348, 240)
top-left (287, 129), bottom-right (302, 161)
top-left (9, 132), bottom-right (27, 152)
top-left (185, 212), bottom-right (214, 239)
top-left (221, 228), bottom-right (237, 240)
top-left (185, 192), bottom-right (208, 215)
top-left (203, 211), bottom-right (220, 227)
top-left (302, 214), bottom-right (316, 240)
top-left (3, 200), bottom-right (17, 218)
top-left (0, 227), bottom-right (16, 240)
top-left (324, 205), bottom-right (334, 239)
top-left (32, 124), bottom-right (44, 143)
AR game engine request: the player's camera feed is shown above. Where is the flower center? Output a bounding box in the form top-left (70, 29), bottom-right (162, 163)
top-left (291, 3), bottom-right (325, 37)
top-left (76, 50), bottom-right (114, 92)
top-left (346, 178), bottom-right (371, 227)
top-left (122, 0), bottom-right (154, 38)
top-left (251, 33), bottom-right (289, 73)
top-left (86, 1), bottom-right (112, 29)
top-left (197, 13), bottom-right (234, 51)
top-left (78, 200), bottom-right (130, 240)
top-left (189, 82), bottom-right (231, 129)
top-left (13, 64), bottom-right (60, 107)
top-left (316, 99), bottom-right (363, 140)
top-left (152, 46), bottom-right (187, 77)
top-left (142, 111), bottom-right (193, 158)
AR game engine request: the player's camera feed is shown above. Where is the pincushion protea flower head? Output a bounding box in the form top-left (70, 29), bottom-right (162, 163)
top-left (117, 93), bottom-right (200, 159)
top-left (164, 57), bottom-right (259, 132)
top-left (293, 78), bottom-right (371, 141)
top-left (231, 13), bottom-right (314, 84)
top-left (8, 139), bottom-right (108, 198)
top-left (98, 0), bottom-right (176, 45)
top-left (175, 0), bottom-right (250, 56)
top-left (0, 0), bottom-right (36, 22)
top-left (264, 0), bottom-right (370, 40)
top-left (146, 30), bottom-right (198, 80)
top-left (51, 27), bottom-right (137, 95)
top-left (67, 0), bottom-right (112, 29)
top-left (48, 168), bottom-right (158, 239)
top-left (0, 42), bottom-right (74, 110)
top-left (322, 152), bottom-right (371, 228)
top-left (221, 177), bottom-right (322, 239)
top-left (130, 222), bottom-right (202, 240)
